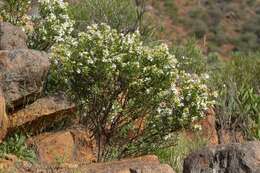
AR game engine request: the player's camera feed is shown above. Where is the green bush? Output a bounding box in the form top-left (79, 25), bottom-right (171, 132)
top-left (0, 134), bottom-right (36, 163)
top-left (68, 0), bottom-right (152, 40)
top-left (48, 23), bottom-right (214, 161)
top-left (27, 0), bottom-right (74, 50)
top-left (69, 0), bottom-right (136, 31)
top-left (171, 39), bottom-right (207, 75)
top-left (211, 53), bottom-right (260, 140)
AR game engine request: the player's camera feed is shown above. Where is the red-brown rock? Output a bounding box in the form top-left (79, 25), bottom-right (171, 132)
top-left (78, 155), bottom-right (175, 173)
top-left (28, 128), bottom-right (96, 165)
top-left (0, 22), bottom-right (27, 50)
top-left (8, 95), bottom-right (75, 133)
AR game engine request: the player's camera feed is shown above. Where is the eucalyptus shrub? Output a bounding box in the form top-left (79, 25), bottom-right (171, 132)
top-left (49, 23), bottom-right (214, 161)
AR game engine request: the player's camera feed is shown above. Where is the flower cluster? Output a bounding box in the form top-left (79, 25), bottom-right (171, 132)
top-left (27, 0), bottom-right (74, 50)
top-left (49, 23), bottom-right (215, 157)
top-left (0, 0), bottom-right (31, 26)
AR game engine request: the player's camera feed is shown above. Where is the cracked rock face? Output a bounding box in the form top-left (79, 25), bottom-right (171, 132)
top-left (0, 49), bottom-right (50, 109)
top-left (0, 22), bottom-right (28, 50)
top-left (183, 141), bottom-right (260, 173)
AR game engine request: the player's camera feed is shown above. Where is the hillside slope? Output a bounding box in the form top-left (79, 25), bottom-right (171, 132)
top-left (147, 0), bottom-right (260, 56)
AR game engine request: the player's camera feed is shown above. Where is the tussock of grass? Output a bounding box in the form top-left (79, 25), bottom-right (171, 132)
top-left (156, 132), bottom-right (207, 173)
top-left (0, 134), bottom-right (36, 163)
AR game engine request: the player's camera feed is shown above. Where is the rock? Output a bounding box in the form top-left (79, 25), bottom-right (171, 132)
top-left (27, 128), bottom-right (96, 165)
top-left (0, 154), bottom-right (19, 170)
top-left (70, 128), bottom-right (97, 163)
top-left (0, 49), bottom-right (50, 109)
top-left (0, 87), bottom-right (8, 142)
top-left (0, 22), bottom-right (28, 50)
top-left (183, 141), bottom-right (260, 173)
top-left (78, 155), bottom-right (175, 173)
top-left (0, 154), bottom-right (35, 173)
top-left (8, 95), bottom-right (75, 133)
top-left (4, 155), bottom-right (175, 173)
top-left (0, 154), bottom-right (34, 172)
top-left (30, 131), bottom-right (75, 165)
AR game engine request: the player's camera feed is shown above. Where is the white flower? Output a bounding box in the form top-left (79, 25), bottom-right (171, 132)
top-left (193, 124), bottom-right (202, 131)
top-left (76, 68), bottom-right (81, 74)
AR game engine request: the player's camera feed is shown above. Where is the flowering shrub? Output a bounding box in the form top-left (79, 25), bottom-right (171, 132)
top-left (49, 23), bottom-right (214, 161)
top-left (0, 0), bottom-right (74, 50)
top-left (27, 0), bottom-right (74, 50)
top-left (0, 0), bottom-right (31, 26)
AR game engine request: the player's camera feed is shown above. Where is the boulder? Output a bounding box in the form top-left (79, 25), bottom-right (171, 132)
top-left (27, 128), bottom-right (96, 165)
top-left (0, 87), bottom-right (8, 142)
top-left (0, 49), bottom-right (49, 109)
top-left (0, 22), bottom-right (27, 50)
top-left (8, 95), bottom-right (75, 133)
top-left (183, 141), bottom-right (260, 173)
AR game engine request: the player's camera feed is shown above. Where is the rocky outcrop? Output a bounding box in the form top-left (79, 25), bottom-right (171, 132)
top-left (0, 22), bottom-right (76, 143)
top-left (0, 49), bottom-right (49, 109)
top-left (0, 155), bottom-right (175, 173)
top-left (183, 141), bottom-right (260, 173)
top-left (8, 95), bottom-right (75, 133)
top-left (27, 128), bottom-right (96, 165)
top-left (0, 22), bottom-right (28, 50)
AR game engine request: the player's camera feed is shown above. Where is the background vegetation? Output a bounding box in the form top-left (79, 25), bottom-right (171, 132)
top-left (149, 0), bottom-right (260, 55)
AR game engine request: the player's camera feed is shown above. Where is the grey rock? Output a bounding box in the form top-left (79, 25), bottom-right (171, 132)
top-left (0, 49), bottom-right (50, 109)
top-left (183, 141), bottom-right (260, 173)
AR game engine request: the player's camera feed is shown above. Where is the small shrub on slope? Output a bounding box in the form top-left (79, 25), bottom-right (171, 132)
top-left (48, 23), bottom-right (215, 161)
top-left (27, 0), bottom-right (74, 50)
